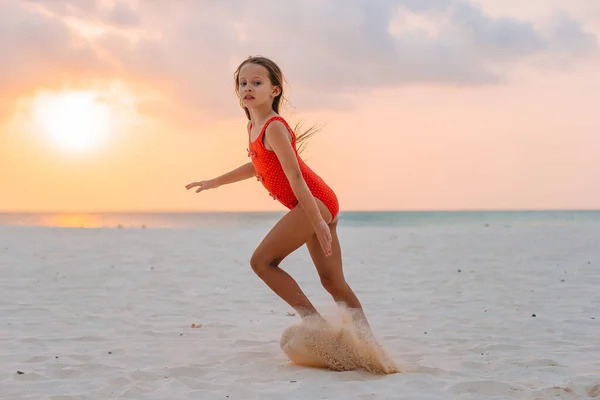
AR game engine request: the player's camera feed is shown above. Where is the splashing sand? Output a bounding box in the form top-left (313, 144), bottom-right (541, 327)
top-left (280, 306), bottom-right (399, 374)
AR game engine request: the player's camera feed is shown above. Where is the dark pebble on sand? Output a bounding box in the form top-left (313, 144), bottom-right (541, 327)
top-left (424, 332), bottom-right (428, 334)
top-left (17, 371), bottom-right (24, 375)
top-left (561, 279), bottom-right (565, 282)
top-left (108, 351), bottom-right (112, 355)
top-left (592, 317), bottom-right (595, 320)
top-left (531, 314), bottom-right (536, 318)
top-left (55, 356), bottom-right (58, 359)
top-left (458, 269), bottom-right (461, 273)
top-left (290, 380), bottom-right (297, 383)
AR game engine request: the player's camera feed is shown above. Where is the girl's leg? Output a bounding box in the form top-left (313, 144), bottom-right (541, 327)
top-left (250, 200), bottom-right (332, 319)
top-left (306, 218), bottom-right (371, 328)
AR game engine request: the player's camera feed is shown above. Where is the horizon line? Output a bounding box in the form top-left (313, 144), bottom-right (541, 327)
top-left (1, 208), bottom-right (599, 214)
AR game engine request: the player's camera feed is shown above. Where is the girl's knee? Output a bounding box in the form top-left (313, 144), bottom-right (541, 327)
top-left (250, 252), bottom-right (282, 275)
top-left (320, 275), bottom-right (347, 297)
top-left (249, 252), bottom-right (266, 275)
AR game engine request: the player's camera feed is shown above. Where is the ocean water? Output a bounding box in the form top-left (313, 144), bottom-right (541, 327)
top-left (0, 210), bottom-right (598, 229)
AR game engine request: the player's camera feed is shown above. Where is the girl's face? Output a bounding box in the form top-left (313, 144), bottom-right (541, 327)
top-left (237, 63), bottom-right (280, 110)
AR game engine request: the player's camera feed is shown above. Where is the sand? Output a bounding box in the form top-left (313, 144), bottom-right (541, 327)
top-left (280, 305), bottom-right (399, 374)
top-left (1, 218), bottom-right (599, 399)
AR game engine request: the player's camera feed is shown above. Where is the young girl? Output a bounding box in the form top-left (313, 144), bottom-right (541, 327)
top-left (185, 56), bottom-right (369, 327)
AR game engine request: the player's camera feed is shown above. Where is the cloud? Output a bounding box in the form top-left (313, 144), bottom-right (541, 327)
top-left (449, 2), bottom-right (547, 59)
top-left (2, 0), bottom-right (598, 125)
top-left (0, 1), bottom-right (109, 123)
top-left (105, 1), bottom-right (138, 27)
top-left (0, 1), bottom-right (119, 90)
top-left (546, 11), bottom-right (598, 57)
top-left (25, 0), bottom-right (138, 27)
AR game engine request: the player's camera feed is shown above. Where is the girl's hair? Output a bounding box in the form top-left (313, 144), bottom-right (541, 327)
top-left (233, 55), bottom-right (320, 155)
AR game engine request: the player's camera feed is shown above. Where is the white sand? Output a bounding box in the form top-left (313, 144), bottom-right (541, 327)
top-left (1, 220), bottom-right (599, 399)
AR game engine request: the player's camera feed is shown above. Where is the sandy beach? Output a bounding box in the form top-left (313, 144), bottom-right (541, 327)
top-left (1, 213), bottom-right (599, 399)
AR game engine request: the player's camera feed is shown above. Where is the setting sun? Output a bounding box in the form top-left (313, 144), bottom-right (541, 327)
top-left (31, 91), bottom-right (112, 152)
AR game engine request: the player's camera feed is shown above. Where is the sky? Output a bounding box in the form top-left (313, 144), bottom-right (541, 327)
top-left (1, 0), bottom-right (599, 212)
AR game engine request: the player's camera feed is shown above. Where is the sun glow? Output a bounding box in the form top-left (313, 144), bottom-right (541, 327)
top-left (31, 91), bottom-right (113, 152)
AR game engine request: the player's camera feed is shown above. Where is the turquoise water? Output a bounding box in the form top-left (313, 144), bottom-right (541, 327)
top-left (0, 210), bottom-right (598, 229)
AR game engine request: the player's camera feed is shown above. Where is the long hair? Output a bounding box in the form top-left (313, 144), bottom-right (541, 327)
top-left (233, 56), bottom-right (321, 155)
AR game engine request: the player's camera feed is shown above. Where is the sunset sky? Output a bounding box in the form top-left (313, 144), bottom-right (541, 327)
top-left (1, 0), bottom-right (599, 212)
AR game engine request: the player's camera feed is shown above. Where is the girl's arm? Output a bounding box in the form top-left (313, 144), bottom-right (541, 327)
top-left (264, 121), bottom-right (325, 228)
top-left (186, 162), bottom-right (255, 193)
top-left (213, 162), bottom-right (256, 187)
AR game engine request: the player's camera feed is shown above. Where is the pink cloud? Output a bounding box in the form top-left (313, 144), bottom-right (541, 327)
top-left (1, 0), bottom-right (597, 125)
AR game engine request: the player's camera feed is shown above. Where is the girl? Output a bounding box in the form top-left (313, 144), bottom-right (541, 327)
top-left (185, 56), bottom-right (369, 327)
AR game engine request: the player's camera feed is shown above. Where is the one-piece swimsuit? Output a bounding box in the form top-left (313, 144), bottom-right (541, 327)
top-left (247, 116), bottom-right (339, 220)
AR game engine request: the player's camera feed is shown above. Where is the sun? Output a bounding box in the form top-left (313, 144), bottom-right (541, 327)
top-left (31, 91), bottom-right (112, 152)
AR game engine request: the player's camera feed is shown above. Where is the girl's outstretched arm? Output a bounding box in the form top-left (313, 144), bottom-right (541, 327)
top-left (186, 162), bottom-right (255, 193)
top-left (264, 121), bottom-right (332, 255)
top-left (213, 162), bottom-right (256, 187)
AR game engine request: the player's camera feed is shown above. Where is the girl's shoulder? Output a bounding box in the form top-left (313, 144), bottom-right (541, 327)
top-left (263, 115), bottom-right (294, 143)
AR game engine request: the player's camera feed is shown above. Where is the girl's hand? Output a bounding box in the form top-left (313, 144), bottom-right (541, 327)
top-left (185, 179), bottom-right (219, 193)
top-left (314, 219), bottom-right (333, 257)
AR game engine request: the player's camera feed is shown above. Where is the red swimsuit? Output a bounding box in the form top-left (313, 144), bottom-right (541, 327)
top-left (247, 116), bottom-right (339, 220)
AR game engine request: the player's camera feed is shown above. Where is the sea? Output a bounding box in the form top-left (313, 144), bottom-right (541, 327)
top-left (0, 210), bottom-right (599, 229)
